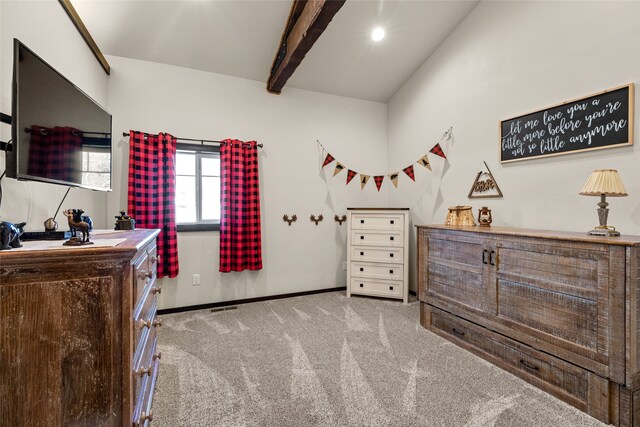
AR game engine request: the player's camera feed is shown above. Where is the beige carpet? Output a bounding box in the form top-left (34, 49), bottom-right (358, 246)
top-left (153, 291), bottom-right (606, 427)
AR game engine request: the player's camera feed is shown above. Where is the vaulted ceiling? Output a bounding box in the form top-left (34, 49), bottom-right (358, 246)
top-left (73, 0), bottom-right (478, 102)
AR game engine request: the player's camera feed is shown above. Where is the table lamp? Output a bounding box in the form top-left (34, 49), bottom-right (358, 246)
top-left (579, 169), bottom-right (627, 236)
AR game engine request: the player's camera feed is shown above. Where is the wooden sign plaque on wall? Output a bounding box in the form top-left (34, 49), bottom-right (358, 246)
top-left (500, 83), bottom-right (634, 163)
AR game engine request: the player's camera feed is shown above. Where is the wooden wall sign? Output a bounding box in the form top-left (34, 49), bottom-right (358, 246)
top-left (500, 84), bottom-right (634, 163)
top-left (469, 161), bottom-right (503, 198)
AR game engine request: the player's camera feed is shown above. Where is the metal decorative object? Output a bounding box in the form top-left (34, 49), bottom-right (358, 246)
top-left (283, 214), bottom-right (297, 226)
top-left (115, 210), bottom-right (136, 230)
top-left (477, 207), bottom-right (492, 227)
top-left (62, 209), bottom-right (93, 246)
top-left (445, 206), bottom-right (476, 226)
top-left (334, 215), bottom-right (346, 225)
top-left (310, 214), bottom-right (323, 225)
top-left (0, 221), bottom-right (26, 250)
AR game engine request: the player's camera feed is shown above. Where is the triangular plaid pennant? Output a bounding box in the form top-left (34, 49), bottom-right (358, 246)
top-left (402, 165), bottom-right (415, 181)
top-left (417, 154), bottom-right (432, 170)
top-left (389, 173), bottom-right (399, 188)
top-left (429, 143), bottom-right (446, 159)
top-left (333, 162), bottom-right (345, 176)
top-left (346, 169), bottom-right (357, 185)
top-left (360, 174), bottom-right (370, 190)
top-left (322, 153), bottom-right (335, 167)
top-left (374, 176), bottom-right (384, 191)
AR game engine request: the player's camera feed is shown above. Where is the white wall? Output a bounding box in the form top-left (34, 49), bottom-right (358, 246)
top-left (387, 0), bottom-right (640, 291)
top-left (105, 56), bottom-right (389, 309)
top-left (0, 0), bottom-right (109, 229)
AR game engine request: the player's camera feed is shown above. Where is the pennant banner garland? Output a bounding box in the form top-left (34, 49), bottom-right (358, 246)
top-left (317, 127), bottom-right (453, 190)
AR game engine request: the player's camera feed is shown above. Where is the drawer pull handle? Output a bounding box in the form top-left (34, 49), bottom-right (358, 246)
top-left (138, 270), bottom-right (152, 280)
top-left (359, 267), bottom-right (364, 272)
top-left (140, 410), bottom-right (153, 422)
top-left (359, 283), bottom-right (364, 288)
top-left (452, 328), bottom-right (465, 337)
top-left (138, 319), bottom-right (151, 329)
top-left (150, 255), bottom-right (158, 264)
top-left (153, 318), bottom-right (163, 327)
top-left (136, 366), bottom-right (151, 377)
top-left (390, 236), bottom-right (394, 241)
top-left (360, 252), bottom-right (364, 256)
top-left (490, 250), bottom-right (496, 266)
top-left (389, 270), bottom-right (393, 274)
top-left (360, 220), bottom-right (364, 224)
top-left (360, 236), bottom-right (364, 240)
top-left (390, 220), bottom-right (394, 224)
top-left (519, 359), bottom-right (539, 371)
top-left (153, 352), bottom-right (162, 361)
top-left (151, 285), bottom-right (162, 295)
top-left (389, 253), bottom-right (394, 258)
top-left (482, 250), bottom-right (488, 265)
top-left (389, 286), bottom-right (394, 291)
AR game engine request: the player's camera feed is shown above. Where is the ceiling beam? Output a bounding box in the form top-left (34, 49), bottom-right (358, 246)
top-left (267, 0), bottom-right (346, 94)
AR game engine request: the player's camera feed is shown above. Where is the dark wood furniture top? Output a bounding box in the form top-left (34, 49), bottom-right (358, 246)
top-left (0, 229), bottom-right (160, 427)
top-left (348, 207), bottom-right (410, 211)
top-left (417, 225), bottom-right (640, 426)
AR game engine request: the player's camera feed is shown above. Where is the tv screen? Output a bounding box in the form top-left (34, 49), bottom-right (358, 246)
top-left (8, 39), bottom-right (112, 191)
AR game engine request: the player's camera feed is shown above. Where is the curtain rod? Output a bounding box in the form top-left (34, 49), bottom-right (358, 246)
top-left (122, 132), bottom-right (263, 148)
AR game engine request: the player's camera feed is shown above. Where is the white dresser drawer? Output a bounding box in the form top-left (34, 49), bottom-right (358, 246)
top-left (350, 278), bottom-right (403, 298)
top-left (351, 262), bottom-right (403, 281)
top-left (351, 246), bottom-right (403, 264)
top-left (351, 230), bottom-right (404, 247)
top-left (352, 214), bottom-right (404, 230)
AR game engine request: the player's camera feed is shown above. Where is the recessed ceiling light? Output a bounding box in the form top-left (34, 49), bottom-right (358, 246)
top-left (371, 27), bottom-right (385, 42)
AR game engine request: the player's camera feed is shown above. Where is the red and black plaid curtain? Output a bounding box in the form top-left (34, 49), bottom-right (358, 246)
top-left (219, 139), bottom-right (262, 272)
top-left (127, 131), bottom-right (179, 278)
top-left (27, 125), bottom-right (82, 182)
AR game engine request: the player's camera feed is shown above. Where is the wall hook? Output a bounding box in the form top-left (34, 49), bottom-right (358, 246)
top-left (334, 215), bottom-right (346, 225)
top-left (310, 214), bottom-right (323, 225)
top-left (283, 214), bottom-right (297, 226)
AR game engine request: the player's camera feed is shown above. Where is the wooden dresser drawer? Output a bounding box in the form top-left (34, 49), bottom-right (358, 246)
top-left (133, 355), bottom-right (160, 427)
top-left (352, 213), bottom-right (404, 230)
top-left (350, 278), bottom-right (403, 298)
top-left (351, 230), bottom-right (404, 247)
top-left (133, 282), bottom-right (159, 347)
top-left (351, 246), bottom-right (403, 264)
top-left (424, 304), bottom-right (611, 423)
top-left (351, 262), bottom-right (403, 281)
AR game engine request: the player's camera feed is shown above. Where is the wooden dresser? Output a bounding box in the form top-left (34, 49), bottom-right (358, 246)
top-left (347, 208), bottom-right (409, 303)
top-left (417, 225), bottom-right (640, 426)
top-left (0, 229), bottom-right (161, 427)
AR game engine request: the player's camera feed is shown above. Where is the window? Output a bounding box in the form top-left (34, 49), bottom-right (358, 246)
top-left (175, 145), bottom-right (220, 231)
top-left (81, 149), bottom-right (111, 189)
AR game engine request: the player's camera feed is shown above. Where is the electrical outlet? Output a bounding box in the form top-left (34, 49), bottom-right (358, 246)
top-left (343, 261), bottom-right (347, 271)
top-left (192, 274), bottom-right (201, 286)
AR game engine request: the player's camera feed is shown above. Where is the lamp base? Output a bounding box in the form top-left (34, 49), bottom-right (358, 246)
top-left (587, 226), bottom-right (620, 237)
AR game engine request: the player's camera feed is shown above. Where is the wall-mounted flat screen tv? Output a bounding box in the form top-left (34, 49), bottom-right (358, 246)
top-left (7, 39), bottom-right (112, 191)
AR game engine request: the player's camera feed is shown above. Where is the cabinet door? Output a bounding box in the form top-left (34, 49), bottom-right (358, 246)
top-left (493, 239), bottom-right (622, 381)
top-left (422, 231), bottom-right (492, 315)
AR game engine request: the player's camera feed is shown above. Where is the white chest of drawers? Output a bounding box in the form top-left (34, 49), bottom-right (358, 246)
top-left (346, 208), bottom-right (410, 303)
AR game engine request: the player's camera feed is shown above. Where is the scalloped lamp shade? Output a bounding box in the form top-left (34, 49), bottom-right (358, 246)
top-left (579, 169), bottom-right (628, 197)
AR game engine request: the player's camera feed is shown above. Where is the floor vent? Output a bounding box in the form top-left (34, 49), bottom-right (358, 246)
top-left (210, 305), bottom-right (239, 313)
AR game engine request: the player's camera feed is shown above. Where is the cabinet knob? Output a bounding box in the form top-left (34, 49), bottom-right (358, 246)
top-left (150, 255), bottom-right (158, 264)
top-left (359, 267), bottom-right (364, 272)
top-left (360, 252), bottom-right (364, 256)
top-left (390, 236), bottom-right (394, 241)
top-left (390, 220), bottom-right (394, 224)
top-left (140, 410), bottom-right (153, 422)
top-left (136, 366), bottom-right (151, 377)
top-left (138, 270), bottom-right (151, 280)
top-left (360, 220), bottom-right (364, 224)
top-left (389, 286), bottom-right (394, 291)
top-left (153, 318), bottom-right (163, 328)
top-left (389, 270), bottom-right (393, 274)
top-left (389, 253), bottom-right (394, 258)
top-left (359, 283), bottom-right (364, 288)
top-left (360, 235), bottom-right (364, 240)
top-left (153, 351), bottom-right (162, 361)
top-left (138, 319), bottom-right (151, 329)
top-left (151, 285), bottom-right (162, 295)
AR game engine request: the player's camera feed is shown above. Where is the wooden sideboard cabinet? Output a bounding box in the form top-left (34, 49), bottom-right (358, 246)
top-left (417, 225), bottom-right (640, 426)
top-left (0, 229), bottom-right (161, 427)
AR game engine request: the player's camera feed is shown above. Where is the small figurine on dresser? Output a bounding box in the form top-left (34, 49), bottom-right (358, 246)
top-left (62, 209), bottom-right (93, 246)
top-left (0, 221), bottom-right (26, 250)
top-left (115, 210), bottom-right (136, 230)
top-left (478, 206), bottom-right (493, 227)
